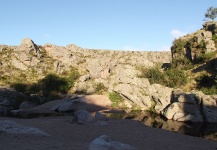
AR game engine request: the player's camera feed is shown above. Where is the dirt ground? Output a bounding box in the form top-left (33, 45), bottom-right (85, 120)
top-left (0, 116), bottom-right (217, 150)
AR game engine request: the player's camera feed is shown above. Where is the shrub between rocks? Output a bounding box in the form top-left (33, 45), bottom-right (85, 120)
top-left (195, 74), bottom-right (217, 95)
top-left (139, 66), bottom-right (187, 88)
top-left (109, 92), bottom-right (125, 108)
top-left (11, 70), bottom-right (80, 104)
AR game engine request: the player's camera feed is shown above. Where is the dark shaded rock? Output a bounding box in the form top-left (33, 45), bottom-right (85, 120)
top-left (89, 135), bottom-right (135, 150)
top-left (19, 101), bottom-right (37, 109)
top-left (73, 109), bottom-right (95, 124)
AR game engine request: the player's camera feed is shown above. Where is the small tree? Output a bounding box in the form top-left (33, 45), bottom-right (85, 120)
top-left (205, 6), bottom-right (217, 20)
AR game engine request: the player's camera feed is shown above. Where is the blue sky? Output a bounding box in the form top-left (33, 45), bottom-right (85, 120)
top-left (0, 0), bottom-right (217, 51)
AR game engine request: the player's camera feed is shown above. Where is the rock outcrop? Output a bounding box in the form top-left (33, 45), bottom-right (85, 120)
top-left (171, 21), bottom-right (217, 63)
top-left (15, 38), bottom-right (40, 55)
top-left (161, 89), bottom-right (217, 123)
top-left (202, 95), bottom-right (217, 123)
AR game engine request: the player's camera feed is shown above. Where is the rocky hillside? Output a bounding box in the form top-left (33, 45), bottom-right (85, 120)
top-left (171, 21), bottom-right (217, 93)
top-left (1, 21), bottom-right (217, 124)
top-left (0, 38), bottom-right (171, 84)
top-left (172, 21), bottom-right (217, 63)
top-left (0, 38), bottom-right (171, 110)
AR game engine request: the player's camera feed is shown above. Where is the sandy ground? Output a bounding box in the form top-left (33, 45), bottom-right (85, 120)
top-left (0, 116), bottom-right (217, 150)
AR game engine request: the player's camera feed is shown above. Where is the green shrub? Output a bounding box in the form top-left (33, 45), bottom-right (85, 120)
top-left (68, 68), bottom-right (80, 82)
top-left (171, 57), bottom-right (193, 69)
top-left (198, 40), bottom-right (206, 49)
top-left (194, 52), bottom-right (215, 64)
top-left (212, 34), bottom-right (217, 48)
top-left (39, 68), bottom-right (79, 96)
top-left (212, 34), bottom-right (217, 41)
top-left (165, 68), bottom-right (187, 88)
top-left (149, 98), bottom-right (156, 113)
top-left (94, 83), bottom-right (108, 94)
top-left (38, 74), bottom-right (69, 96)
top-left (171, 39), bottom-right (186, 54)
top-left (195, 74), bottom-right (215, 88)
top-left (200, 86), bottom-right (217, 95)
top-left (139, 66), bottom-right (165, 84)
top-left (109, 92), bottom-right (124, 108)
top-left (12, 83), bottom-right (28, 93)
top-left (12, 72), bottom-right (78, 98)
top-left (195, 74), bottom-right (217, 94)
top-left (138, 66), bottom-right (187, 88)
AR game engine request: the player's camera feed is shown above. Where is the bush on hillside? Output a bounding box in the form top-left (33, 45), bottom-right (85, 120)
top-left (165, 68), bottom-right (187, 88)
top-left (38, 74), bottom-right (69, 96)
top-left (138, 66), bottom-right (187, 88)
top-left (196, 74), bottom-right (216, 88)
top-left (65, 70), bottom-right (80, 90)
top-left (94, 83), bottom-right (108, 94)
top-left (200, 86), bottom-right (217, 95)
top-left (194, 52), bottom-right (215, 64)
top-left (12, 68), bottom-right (80, 101)
top-left (171, 57), bottom-right (193, 70)
top-left (171, 39), bottom-right (186, 55)
top-left (195, 74), bottom-right (217, 94)
top-left (138, 66), bottom-right (165, 84)
top-left (212, 34), bottom-right (217, 48)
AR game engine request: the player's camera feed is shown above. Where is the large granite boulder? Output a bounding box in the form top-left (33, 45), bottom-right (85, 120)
top-left (72, 109), bottom-right (109, 125)
top-left (15, 38), bottom-right (40, 55)
top-left (114, 83), bottom-right (152, 110)
top-left (202, 95), bottom-right (217, 123)
top-left (73, 109), bottom-right (95, 124)
top-left (147, 84), bottom-right (173, 114)
top-left (162, 90), bottom-right (203, 122)
top-left (162, 102), bottom-right (203, 122)
top-left (10, 38), bottom-right (42, 70)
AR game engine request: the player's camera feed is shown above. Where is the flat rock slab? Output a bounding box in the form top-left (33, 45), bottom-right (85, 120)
top-left (89, 135), bottom-right (135, 150)
top-left (0, 116), bottom-right (217, 150)
top-left (0, 120), bottom-right (49, 136)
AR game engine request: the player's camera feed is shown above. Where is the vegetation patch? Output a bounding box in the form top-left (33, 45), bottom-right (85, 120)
top-left (94, 83), bottom-right (108, 94)
top-left (194, 51), bottom-right (217, 64)
top-left (171, 57), bottom-right (193, 69)
top-left (11, 68), bottom-right (80, 104)
top-left (171, 39), bottom-right (186, 55)
top-left (138, 66), bottom-right (164, 84)
top-left (212, 34), bottom-right (217, 48)
top-left (109, 92), bottom-right (125, 108)
top-left (164, 68), bottom-right (187, 88)
top-left (138, 66), bottom-right (187, 88)
top-left (195, 73), bottom-right (217, 94)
